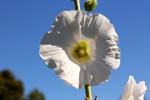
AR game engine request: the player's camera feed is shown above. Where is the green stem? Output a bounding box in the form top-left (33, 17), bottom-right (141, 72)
top-left (73, 1), bottom-right (92, 100)
top-left (73, 0), bottom-right (81, 11)
top-left (85, 84), bottom-right (92, 100)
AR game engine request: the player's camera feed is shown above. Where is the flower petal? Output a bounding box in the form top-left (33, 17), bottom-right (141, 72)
top-left (40, 44), bottom-right (81, 88)
top-left (57, 59), bottom-right (81, 89)
top-left (81, 13), bottom-right (106, 38)
top-left (78, 66), bottom-right (93, 88)
top-left (85, 61), bottom-right (111, 85)
top-left (81, 13), bottom-right (120, 69)
top-left (96, 22), bottom-right (120, 69)
top-left (40, 45), bottom-right (68, 68)
top-left (41, 11), bottom-right (86, 49)
top-left (121, 76), bottom-right (137, 100)
top-left (52, 11), bottom-right (86, 44)
top-left (133, 81), bottom-right (147, 99)
top-left (136, 95), bottom-right (144, 100)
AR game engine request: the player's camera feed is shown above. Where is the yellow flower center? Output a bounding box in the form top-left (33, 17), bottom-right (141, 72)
top-left (71, 40), bottom-right (91, 63)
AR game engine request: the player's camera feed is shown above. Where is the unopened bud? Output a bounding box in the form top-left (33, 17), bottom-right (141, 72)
top-left (84, 0), bottom-right (98, 11)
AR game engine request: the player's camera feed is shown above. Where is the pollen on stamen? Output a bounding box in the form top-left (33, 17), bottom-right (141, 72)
top-left (70, 40), bottom-right (92, 64)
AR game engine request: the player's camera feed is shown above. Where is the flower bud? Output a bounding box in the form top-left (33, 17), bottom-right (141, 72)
top-left (84, 0), bottom-right (98, 11)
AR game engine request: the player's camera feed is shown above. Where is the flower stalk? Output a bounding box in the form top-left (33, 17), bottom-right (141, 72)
top-left (73, 0), bottom-right (92, 100)
top-left (73, 0), bottom-right (81, 10)
top-left (85, 84), bottom-right (92, 100)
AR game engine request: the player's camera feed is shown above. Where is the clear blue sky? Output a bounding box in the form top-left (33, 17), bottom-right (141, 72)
top-left (0, 0), bottom-right (150, 100)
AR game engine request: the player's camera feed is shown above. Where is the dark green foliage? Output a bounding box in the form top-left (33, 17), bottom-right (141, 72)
top-left (0, 69), bottom-right (45, 100)
top-left (26, 89), bottom-right (45, 100)
top-left (0, 70), bottom-right (24, 100)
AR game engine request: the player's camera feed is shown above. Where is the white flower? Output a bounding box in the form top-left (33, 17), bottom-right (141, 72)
top-left (121, 76), bottom-right (147, 100)
top-left (39, 10), bottom-right (120, 89)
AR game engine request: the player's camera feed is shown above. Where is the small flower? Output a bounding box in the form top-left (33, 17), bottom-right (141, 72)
top-left (39, 10), bottom-right (120, 89)
top-left (121, 76), bottom-right (147, 100)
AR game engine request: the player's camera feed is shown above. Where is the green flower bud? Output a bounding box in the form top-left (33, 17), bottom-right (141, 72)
top-left (84, 0), bottom-right (98, 11)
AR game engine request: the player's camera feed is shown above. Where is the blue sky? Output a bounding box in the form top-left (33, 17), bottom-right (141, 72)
top-left (0, 0), bottom-right (150, 100)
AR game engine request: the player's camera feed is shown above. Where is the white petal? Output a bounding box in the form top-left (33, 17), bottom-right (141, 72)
top-left (85, 61), bottom-right (110, 85)
top-left (40, 45), bottom-right (68, 68)
top-left (136, 95), bottom-right (144, 100)
top-left (96, 23), bottom-right (120, 69)
top-left (133, 81), bottom-right (147, 99)
top-left (81, 14), bottom-right (108, 38)
top-left (81, 13), bottom-right (120, 69)
top-left (128, 96), bottom-right (134, 100)
top-left (129, 76), bottom-right (137, 94)
top-left (41, 11), bottom-right (86, 50)
top-left (40, 44), bottom-right (81, 88)
top-left (121, 76), bottom-right (137, 100)
top-left (78, 66), bottom-right (93, 88)
top-left (80, 13), bottom-right (120, 85)
top-left (57, 60), bottom-right (81, 89)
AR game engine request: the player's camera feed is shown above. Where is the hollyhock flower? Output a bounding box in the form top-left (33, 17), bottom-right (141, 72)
top-left (39, 10), bottom-right (120, 89)
top-left (121, 76), bottom-right (147, 100)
